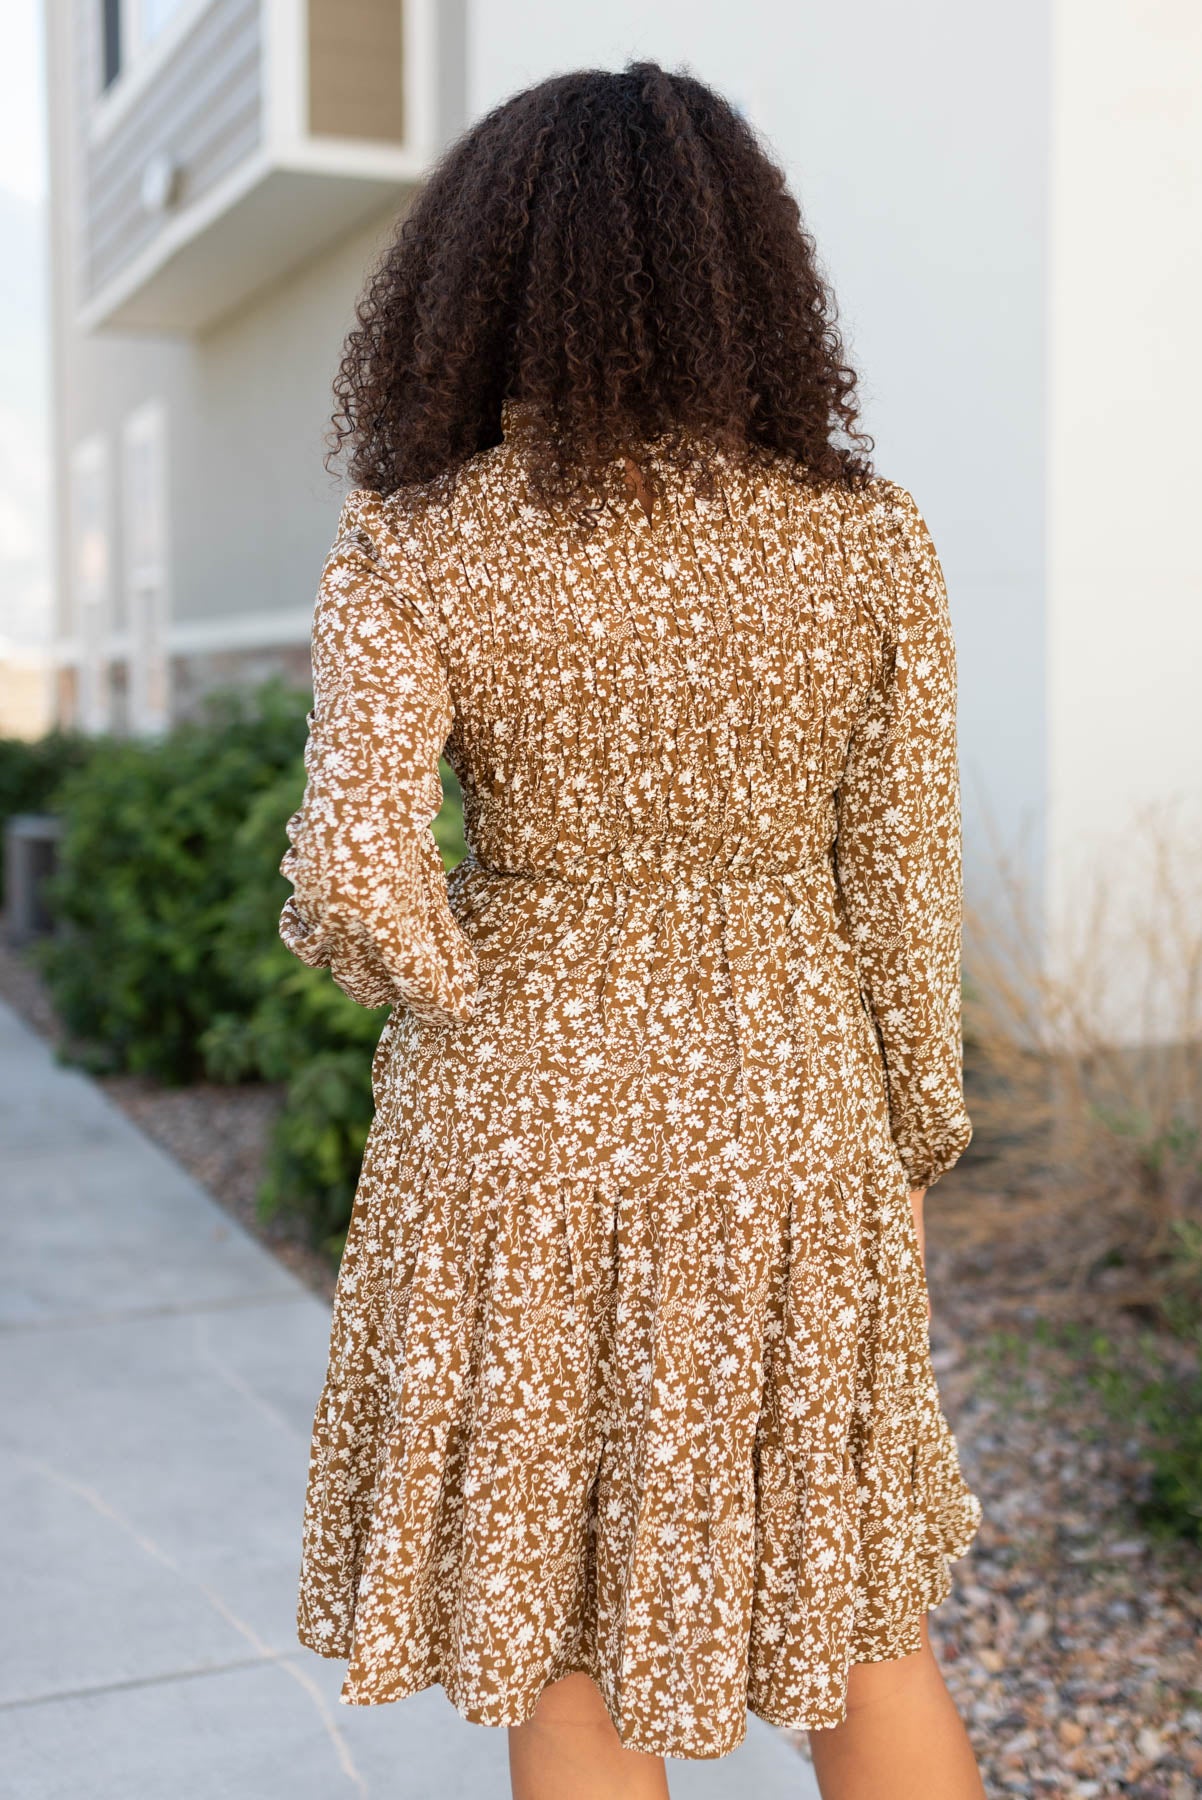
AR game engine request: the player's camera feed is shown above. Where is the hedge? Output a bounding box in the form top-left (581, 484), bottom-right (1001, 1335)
top-left (36, 680), bottom-right (312, 1082)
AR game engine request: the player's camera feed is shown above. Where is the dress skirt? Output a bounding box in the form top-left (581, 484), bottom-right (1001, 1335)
top-left (292, 850), bottom-right (982, 1759)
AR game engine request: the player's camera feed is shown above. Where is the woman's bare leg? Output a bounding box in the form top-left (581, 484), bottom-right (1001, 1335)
top-left (809, 1619), bottom-right (985, 1800)
top-left (508, 1672), bottom-right (670, 1800)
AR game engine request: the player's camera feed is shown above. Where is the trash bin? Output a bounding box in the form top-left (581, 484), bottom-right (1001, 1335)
top-left (4, 813), bottom-right (64, 946)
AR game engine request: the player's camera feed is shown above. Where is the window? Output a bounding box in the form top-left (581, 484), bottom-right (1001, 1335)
top-left (70, 436), bottom-right (112, 734)
top-left (122, 403), bottom-right (170, 734)
top-left (101, 0), bottom-right (121, 87)
top-left (98, 0), bottom-right (203, 94)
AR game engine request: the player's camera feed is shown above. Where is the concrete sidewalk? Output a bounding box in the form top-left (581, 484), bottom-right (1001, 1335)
top-left (0, 999), bottom-right (818, 1798)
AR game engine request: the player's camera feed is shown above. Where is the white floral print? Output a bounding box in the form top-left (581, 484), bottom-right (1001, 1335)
top-left (279, 399), bottom-right (980, 1759)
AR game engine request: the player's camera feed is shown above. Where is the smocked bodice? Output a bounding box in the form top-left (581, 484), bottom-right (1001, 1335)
top-left (279, 411), bottom-right (971, 1193)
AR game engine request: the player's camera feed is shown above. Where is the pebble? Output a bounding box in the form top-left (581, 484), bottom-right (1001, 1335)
top-left (926, 1278), bottom-right (1202, 1800)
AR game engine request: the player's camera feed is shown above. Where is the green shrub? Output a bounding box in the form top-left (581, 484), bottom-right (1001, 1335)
top-left (200, 754), bottom-right (467, 1091)
top-left (199, 752), bottom-right (467, 1256)
top-left (36, 680), bottom-right (311, 1082)
top-left (198, 761), bottom-right (387, 1086)
top-left (0, 728), bottom-right (95, 887)
top-left (193, 755), bottom-right (387, 1257)
top-left (262, 1050), bottom-right (378, 1261)
top-left (432, 758), bottom-right (468, 867)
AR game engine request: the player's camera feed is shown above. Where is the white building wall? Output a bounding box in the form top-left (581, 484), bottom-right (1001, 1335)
top-left (43, 0), bottom-right (449, 727)
top-left (171, 211), bottom-right (396, 642)
top-left (48, 200), bottom-right (396, 721)
top-left (47, 0), bottom-right (399, 721)
top-left (1046, 0), bottom-right (1202, 1038)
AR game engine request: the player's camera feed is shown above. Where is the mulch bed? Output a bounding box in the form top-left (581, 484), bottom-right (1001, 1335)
top-left (3, 934), bottom-right (1198, 1795)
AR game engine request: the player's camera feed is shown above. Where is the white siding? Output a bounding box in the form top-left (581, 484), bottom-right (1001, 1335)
top-left (78, 0), bottom-right (262, 299)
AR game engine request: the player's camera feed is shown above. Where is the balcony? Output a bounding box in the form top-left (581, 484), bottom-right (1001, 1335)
top-left (75, 0), bottom-right (463, 333)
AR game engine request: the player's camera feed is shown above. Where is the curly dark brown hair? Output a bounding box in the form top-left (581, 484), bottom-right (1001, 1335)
top-left (328, 59), bottom-right (873, 512)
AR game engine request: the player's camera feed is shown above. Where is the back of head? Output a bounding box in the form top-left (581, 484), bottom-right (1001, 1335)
top-left (328, 60), bottom-right (874, 506)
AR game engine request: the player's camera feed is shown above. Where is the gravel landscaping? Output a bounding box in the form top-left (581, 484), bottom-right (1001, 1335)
top-left (923, 1291), bottom-right (1201, 1797)
top-left (3, 932), bottom-right (1198, 1796)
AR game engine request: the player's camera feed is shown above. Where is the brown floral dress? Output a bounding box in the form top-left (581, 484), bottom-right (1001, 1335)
top-left (278, 397), bottom-right (981, 1760)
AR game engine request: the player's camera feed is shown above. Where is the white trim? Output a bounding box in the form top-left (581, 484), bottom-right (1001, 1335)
top-left (168, 609), bottom-right (314, 654)
top-left (268, 0), bottom-right (418, 162)
top-left (276, 139), bottom-right (430, 181)
top-left (289, 0), bottom-right (308, 155)
top-left (53, 609), bottom-right (313, 665)
top-left (121, 399), bottom-right (172, 734)
top-left (261, 0), bottom-right (304, 156)
top-left (403, 0), bottom-right (437, 163)
top-left (90, 0), bottom-right (214, 146)
top-left (69, 434), bottom-right (113, 733)
top-left (79, 0), bottom-right (447, 333)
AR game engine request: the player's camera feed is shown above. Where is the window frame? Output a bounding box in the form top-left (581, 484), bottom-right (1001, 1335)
top-left (69, 434), bottom-right (114, 735)
top-left (121, 400), bottom-right (172, 736)
top-left (92, 0), bottom-right (213, 134)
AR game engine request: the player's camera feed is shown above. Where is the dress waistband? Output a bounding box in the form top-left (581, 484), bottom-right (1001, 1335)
top-left (457, 844), bottom-right (836, 887)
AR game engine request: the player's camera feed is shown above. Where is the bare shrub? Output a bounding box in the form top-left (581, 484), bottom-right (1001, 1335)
top-left (962, 804), bottom-right (1202, 1299)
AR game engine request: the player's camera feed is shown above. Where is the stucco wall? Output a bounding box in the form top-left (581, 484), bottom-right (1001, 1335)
top-left (172, 210), bottom-right (397, 633)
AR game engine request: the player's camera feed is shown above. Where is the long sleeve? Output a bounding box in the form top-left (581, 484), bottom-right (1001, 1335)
top-left (833, 481), bottom-right (973, 1191)
top-left (279, 488), bottom-right (479, 1025)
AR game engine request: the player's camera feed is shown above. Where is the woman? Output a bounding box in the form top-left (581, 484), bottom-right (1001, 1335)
top-left (279, 60), bottom-right (986, 1800)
